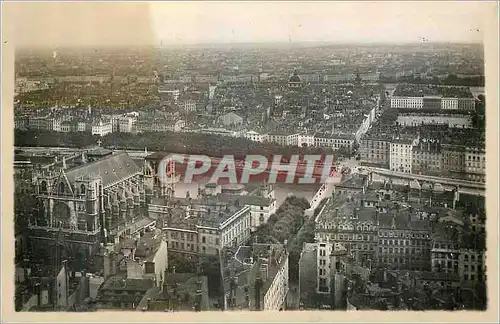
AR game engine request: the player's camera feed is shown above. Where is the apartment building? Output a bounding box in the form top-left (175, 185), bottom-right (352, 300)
top-left (464, 146), bottom-right (486, 183)
top-left (377, 213), bottom-right (432, 271)
top-left (441, 98), bottom-right (459, 110)
top-left (468, 211), bottom-right (486, 235)
top-left (391, 97), bottom-right (424, 109)
top-left (151, 198), bottom-right (252, 257)
top-left (412, 140), bottom-right (442, 175)
top-left (298, 134), bottom-right (315, 147)
top-left (315, 242), bottom-right (334, 294)
top-left (314, 133), bottom-right (355, 152)
top-left (244, 130), bottom-right (268, 143)
top-left (390, 137), bottom-right (418, 173)
top-left (60, 121), bottom-right (72, 132)
top-left (360, 135), bottom-right (391, 168)
top-left (165, 227), bottom-right (199, 256)
top-left (77, 121), bottom-right (88, 132)
top-left (27, 116), bottom-right (54, 131)
top-left (118, 116), bottom-right (136, 133)
top-left (441, 144), bottom-right (466, 177)
top-left (299, 242), bottom-right (353, 310)
top-left (315, 200), bottom-right (379, 267)
top-left (91, 120), bottom-right (113, 136)
top-left (265, 132), bottom-right (299, 146)
top-left (397, 114), bottom-right (473, 128)
top-left (391, 84), bottom-right (475, 111)
top-left (431, 226), bottom-right (460, 276)
top-left (431, 231), bottom-right (486, 282)
top-left (457, 98), bottom-right (476, 111)
top-left (217, 195), bottom-right (277, 232)
top-left (135, 119), bottom-right (185, 133)
top-left (459, 249), bottom-right (486, 282)
top-left (221, 244), bottom-right (289, 311)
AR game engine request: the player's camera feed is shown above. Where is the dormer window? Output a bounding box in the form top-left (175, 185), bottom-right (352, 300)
top-left (80, 184), bottom-right (86, 195)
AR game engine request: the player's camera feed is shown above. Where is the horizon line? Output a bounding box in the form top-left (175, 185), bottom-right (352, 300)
top-left (16, 40), bottom-right (484, 50)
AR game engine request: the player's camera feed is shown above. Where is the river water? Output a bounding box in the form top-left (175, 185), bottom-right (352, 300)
top-left (174, 181), bottom-right (320, 207)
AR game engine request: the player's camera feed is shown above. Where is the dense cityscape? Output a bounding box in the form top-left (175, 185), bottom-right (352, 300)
top-left (13, 41), bottom-right (486, 312)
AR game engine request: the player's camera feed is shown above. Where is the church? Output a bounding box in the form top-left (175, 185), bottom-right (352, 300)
top-left (29, 152), bottom-right (162, 261)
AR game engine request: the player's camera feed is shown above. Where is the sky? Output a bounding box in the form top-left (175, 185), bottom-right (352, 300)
top-left (151, 1), bottom-right (488, 45)
top-left (4, 1), bottom-right (491, 47)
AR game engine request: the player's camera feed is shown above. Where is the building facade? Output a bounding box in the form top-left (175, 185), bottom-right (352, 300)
top-left (390, 138), bottom-right (416, 173)
top-left (360, 136), bottom-right (391, 168)
top-left (464, 146), bottom-right (486, 183)
top-left (29, 152), bottom-right (152, 260)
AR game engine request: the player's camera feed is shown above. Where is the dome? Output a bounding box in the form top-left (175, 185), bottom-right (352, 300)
top-left (289, 74), bottom-right (301, 83)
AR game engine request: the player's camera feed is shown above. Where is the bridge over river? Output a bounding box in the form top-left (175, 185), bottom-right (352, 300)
top-left (305, 164), bottom-right (486, 217)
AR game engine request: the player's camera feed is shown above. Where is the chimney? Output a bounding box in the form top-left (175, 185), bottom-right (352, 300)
top-left (391, 215), bottom-right (396, 230)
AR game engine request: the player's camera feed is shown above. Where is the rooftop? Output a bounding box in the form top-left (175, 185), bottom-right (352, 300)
top-left (100, 276), bottom-right (154, 292)
top-left (337, 173), bottom-right (367, 190)
top-left (151, 196), bottom-right (250, 230)
top-left (65, 152), bottom-right (141, 188)
top-left (221, 244), bottom-right (288, 310)
top-left (135, 273), bottom-right (210, 312)
top-left (393, 84), bottom-right (473, 98)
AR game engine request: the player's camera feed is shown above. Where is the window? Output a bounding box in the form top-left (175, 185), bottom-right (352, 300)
top-left (145, 262), bottom-right (155, 274)
top-left (80, 184), bottom-right (86, 194)
top-left (41, 181), bottom-right (47, 193)
top-left (202, 236), bottom-right (206, 244)
top-left (59, 182), bottom-right (65, 193)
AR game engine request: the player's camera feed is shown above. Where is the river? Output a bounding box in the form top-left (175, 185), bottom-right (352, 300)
top-left (174, 180), bottom-right (320, 207)
top-left (16, 146), bottom-right (322, 206)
